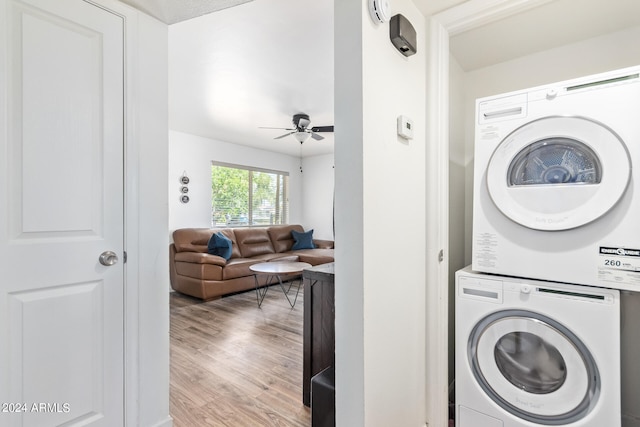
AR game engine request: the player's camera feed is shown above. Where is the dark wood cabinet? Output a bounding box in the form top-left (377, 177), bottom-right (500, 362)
top-left (302, 262), bottom-right (335, 408)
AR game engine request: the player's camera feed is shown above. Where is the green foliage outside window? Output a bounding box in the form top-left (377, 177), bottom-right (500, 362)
top-left (211, 163), bottom-right (289, 227)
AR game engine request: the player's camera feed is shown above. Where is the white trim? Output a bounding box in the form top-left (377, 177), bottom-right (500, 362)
top-left (123, 11), bottom-right (141, 427)
top-left (148, 416), bottom-right (174, 427)
top-left (426, 1), bottom-right (553, 426)
top-left (83, 0), bottom-right (141, 425)
top-left (425, 16), bottom-right (450, 427)
top-left (435, 0), bottom-right (553, 36)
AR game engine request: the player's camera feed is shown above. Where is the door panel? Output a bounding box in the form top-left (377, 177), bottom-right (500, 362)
top-left (0, 0), bottom-right (124, 425)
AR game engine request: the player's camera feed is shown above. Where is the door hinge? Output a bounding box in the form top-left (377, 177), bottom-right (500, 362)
top-left (438, 249), bottom-right (444, 262)
top-left (123, 251), bottom-right (127, 263)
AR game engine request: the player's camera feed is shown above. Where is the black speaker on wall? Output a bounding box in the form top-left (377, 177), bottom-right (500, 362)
top-left (389, 13), bottom-right (417, 57)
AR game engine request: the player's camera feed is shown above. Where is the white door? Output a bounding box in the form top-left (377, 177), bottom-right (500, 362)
top-left (0, 0), bottom-right (124, 426)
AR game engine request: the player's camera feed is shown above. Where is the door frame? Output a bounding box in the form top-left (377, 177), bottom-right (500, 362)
top-left (82, 1), bottom-right (170, 426)
top-left (425, 0), bottom-right (553, 425)
top-left (82, 0), bottom-right (142, 424)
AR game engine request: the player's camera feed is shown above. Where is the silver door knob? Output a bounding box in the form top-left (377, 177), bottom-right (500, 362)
top-left (99, 251), bottom-right (119, 266)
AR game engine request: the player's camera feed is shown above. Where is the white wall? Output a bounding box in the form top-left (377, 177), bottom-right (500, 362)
top-left (335, 0), bottom-right (427, 425)
top-left (448, 55), bottom-right (466, 388)
top-left (168, 131), bottom-right (335, 241)
top-left (301, 154), bottom-right (334, 240)
top-left (132, 11), bottom-right (171, 427)
top-left (168, 130), bottom-right (303, 231)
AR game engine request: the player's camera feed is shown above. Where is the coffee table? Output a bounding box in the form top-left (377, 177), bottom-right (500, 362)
top-left (249, 261), bottom-right (312, 308)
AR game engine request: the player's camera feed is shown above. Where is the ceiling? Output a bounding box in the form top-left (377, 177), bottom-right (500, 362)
top-left (118, 0), bottom-right (254, 24)
top-left (123, 0), bottom-right (640, 157)
top-left (449, 0), bottom-right (640, 71)
top-left (168, 0), bottom-right (335, 157)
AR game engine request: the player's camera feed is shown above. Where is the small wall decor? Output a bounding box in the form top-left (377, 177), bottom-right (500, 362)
top-left (179, 172), bottom-right (190, 203)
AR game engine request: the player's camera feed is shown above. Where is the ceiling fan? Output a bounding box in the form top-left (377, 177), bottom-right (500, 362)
top-left (260, 113), bottom-right (334, 143)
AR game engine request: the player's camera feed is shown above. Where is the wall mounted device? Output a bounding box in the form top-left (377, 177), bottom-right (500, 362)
top-left (397, 115), bottom-right (414, 139)
top-left (390, 14), bottom-right (416, 57)
top-left (368, 0), bottom-right (391, 24)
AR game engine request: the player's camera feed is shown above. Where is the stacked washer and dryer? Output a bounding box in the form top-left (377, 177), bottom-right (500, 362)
top-left (456, 65), bottom-right (640, 427)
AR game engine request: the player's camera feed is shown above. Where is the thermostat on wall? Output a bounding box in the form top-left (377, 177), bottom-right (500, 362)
top-left (397, 115), bottom-right (414, 139)
top-left (368, 0), bottom-right (391, 24)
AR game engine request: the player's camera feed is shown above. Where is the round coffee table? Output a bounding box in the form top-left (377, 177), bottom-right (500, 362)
top-left (249, 261), bottom-right (311, 308)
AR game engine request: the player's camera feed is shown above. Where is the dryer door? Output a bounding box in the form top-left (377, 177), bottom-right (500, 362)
top-left (486, 116), bottom-right (631, 230)
top-left (468, 309), bottom-right (600, 425)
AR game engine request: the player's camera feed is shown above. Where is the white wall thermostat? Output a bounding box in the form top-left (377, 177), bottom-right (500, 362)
top-left (368, 0), bottom-right (391, 24)
top-left (397, 115), bottom-right (414, 140)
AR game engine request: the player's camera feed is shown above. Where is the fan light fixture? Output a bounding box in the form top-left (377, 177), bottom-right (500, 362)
top-left (294, 131), bottom-right (311, 144)
top-left (259, 113), bottom-right (334, 143)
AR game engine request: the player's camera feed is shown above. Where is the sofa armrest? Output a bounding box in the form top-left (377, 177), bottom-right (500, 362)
top-left (174, 252), bottom-right (227, 266)
top-left (313, 239), bottom-right (334, 249)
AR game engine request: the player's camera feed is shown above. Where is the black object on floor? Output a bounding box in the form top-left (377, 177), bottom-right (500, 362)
top-left (311, 366), bottom-right (335, 427)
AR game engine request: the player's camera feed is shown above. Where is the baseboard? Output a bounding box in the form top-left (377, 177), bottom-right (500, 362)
top-left (148, 415), bottom-right (173, 427)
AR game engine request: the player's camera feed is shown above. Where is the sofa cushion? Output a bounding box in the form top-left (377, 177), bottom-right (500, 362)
top-left (173, 228), bottom-right (212, 253)
top-left (175, 260), bottom-right (223, 281)
top-left (207, 232), bottom-right (233, 260)
top-left (294, 249), bottom-right (335, 266)
top-left (223, 258), bottom-right (261, 280)
top-left (268, 224), bottom-right (304, 253)
top-left (234, 228), bottom-right (276, 258)
top-left (292, 229), bottom-right (316, 250)
top-left (173, 228), bottom-right (241, 258)
top-left (174, 252), bottom-right (227, 266)
top-left (218, 228), bottom-right (242, 259)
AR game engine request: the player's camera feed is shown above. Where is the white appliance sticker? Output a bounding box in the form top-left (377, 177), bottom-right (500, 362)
top-left (475, 233), bottom-right (498, 268)
top-left (598, 246), bottom-right (640, 286)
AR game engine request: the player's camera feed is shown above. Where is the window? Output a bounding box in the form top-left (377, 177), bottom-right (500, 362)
top-left (211, 162), bottom-right (289, 227)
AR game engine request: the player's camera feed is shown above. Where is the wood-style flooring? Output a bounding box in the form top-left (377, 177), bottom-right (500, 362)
top-left (170, 283), bottom-right (310, 427)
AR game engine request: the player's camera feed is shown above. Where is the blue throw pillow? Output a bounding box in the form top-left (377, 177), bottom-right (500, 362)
top-left (291, 229), bottom-right (316, 250)
top-left (207, 232), bottom-right (233, 260)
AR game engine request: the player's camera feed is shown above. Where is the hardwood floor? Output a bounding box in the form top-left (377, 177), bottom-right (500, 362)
top-left (170, 283), bottom-right (311, 427)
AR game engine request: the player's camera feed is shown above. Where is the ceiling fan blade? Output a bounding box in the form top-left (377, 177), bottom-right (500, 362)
top-left (310, 125), bottom-right (334, 133)
top-left (274, 131), bottom-right (296, 140)
top-left (310, 132), bottom-right (325, 141)
top-left (259, 126), bottom-right (295, 130)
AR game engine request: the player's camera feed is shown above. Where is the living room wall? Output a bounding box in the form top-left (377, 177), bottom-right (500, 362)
top-left (168, 130), bottom-right (334, 239)
top-left (301, 153), bottom-right (335, 240)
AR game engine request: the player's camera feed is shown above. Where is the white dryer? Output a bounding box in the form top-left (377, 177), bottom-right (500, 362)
top-left (455, 267), bottom-right (620, 427)
top-left (472, 66), bottom-right (640, 291)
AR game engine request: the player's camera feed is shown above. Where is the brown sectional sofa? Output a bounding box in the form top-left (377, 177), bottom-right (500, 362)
top-left (169, 224), bottom-right (334, 300)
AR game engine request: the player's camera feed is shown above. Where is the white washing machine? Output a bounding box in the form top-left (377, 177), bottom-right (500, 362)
top-left (472, 66), bottom-right (640, 291)
top-left (455, 267), bottom-right (621, 427)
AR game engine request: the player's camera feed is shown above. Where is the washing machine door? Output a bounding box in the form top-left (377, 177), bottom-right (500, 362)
top-left (468, 309), bottom-right (600, 425)
top-left (486, 116), bottom-right (631, 230)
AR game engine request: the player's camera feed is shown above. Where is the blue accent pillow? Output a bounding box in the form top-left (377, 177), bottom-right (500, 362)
top-left (207, 232), bottom-right (233, 260)
top-left (291, 229), bottom-right (316, 250)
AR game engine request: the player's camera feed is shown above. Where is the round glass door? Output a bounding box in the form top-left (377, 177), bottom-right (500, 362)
top-left (486, 116), bottom-right (631, 230)
top-left (468, 310), bottom-right (600, 425)
top-left (507, 137), bottom-right (601, 186)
